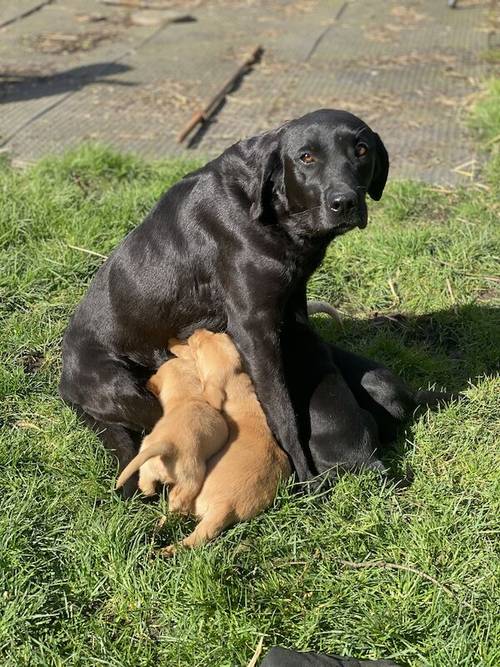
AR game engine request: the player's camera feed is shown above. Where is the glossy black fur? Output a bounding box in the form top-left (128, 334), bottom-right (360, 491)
top-left (261, 646), bottom-right (401, 667)
top-left (282, 318), bottom-right (439, 480)
top-left (60, 109), bottom-right (443, 493)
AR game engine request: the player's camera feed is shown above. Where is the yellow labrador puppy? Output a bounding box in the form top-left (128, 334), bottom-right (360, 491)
top-left (115, 339), bottom-right (228, 513)
top-left (159, 330), bottom-right (291, 555)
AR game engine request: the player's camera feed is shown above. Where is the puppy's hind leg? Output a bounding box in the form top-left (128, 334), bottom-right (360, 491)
top-left (168, 460), bottom-right (206, 514)
top-left (160, 505), bottom-right (236, 556)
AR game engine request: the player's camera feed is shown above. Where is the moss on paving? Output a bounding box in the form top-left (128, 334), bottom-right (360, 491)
top-left (0, 84), bottom-right (499, 666)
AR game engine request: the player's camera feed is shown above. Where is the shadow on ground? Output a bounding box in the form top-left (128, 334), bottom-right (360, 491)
top-left (313, 303), bottom-right (499, 392)
top-left (0, 63), bottom-right (135, 104)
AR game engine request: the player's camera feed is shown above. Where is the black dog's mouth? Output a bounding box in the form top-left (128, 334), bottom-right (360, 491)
top-left (332, 210), bottom-right (367, 234)
top-left (332, 222), bottom-right (358, 235)
top-left (334, 194), bottom-right (368, 233)
top-left (287, 203), bottom-right (367, 239)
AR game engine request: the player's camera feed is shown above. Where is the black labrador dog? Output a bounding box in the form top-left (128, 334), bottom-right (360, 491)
top-left (59, 109), bottom-right (445, 493)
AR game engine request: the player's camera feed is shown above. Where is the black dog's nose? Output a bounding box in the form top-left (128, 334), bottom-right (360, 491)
top-left (328, 190), bottom-right (357, 213)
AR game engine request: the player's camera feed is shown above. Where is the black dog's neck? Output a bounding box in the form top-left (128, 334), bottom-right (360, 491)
top-left (266, 203), bottom-right (333, 267)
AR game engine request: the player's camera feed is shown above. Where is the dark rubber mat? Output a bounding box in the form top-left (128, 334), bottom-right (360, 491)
top-left (0, 0), bottom-right (496, 184)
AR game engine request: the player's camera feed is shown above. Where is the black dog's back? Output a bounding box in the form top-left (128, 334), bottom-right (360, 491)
top-left (62, 172), bottom-right (229, 371)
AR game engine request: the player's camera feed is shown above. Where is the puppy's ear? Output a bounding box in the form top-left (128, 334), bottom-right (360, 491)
top-left (203, 383), bottom-right (226, 412)
top-left (368, 133), bottom-right (389, 201)
top-left (168, 338), bottom-right (192, 359)
top-left (250, 146), bottom-right (287, 223)
top-left (147, 374), bottom-right (161, 396)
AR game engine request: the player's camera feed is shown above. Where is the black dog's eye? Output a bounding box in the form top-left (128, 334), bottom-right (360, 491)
top-left (300, 152), bottom-right (315, 164)
top-left (355, 143), bottom-right (368, 158)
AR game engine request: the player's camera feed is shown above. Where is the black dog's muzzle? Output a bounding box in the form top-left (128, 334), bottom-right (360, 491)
top-left (325, 186), bottom-right (367, 234)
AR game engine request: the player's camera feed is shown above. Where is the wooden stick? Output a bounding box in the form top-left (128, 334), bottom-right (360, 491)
top-left (101, 0), bottom-right (177, 8)
top-left (177, 45), bottom-right (263, 143)
top-left (177, 110), bottom-right (205, 144)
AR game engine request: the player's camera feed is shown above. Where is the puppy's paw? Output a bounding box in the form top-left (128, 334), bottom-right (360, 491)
top-left (168, 487), bottom-right (195, 515)
top-left (139, 483), bottom-right (158, 497)
top-left (156, 543), bottom-right (177, 558)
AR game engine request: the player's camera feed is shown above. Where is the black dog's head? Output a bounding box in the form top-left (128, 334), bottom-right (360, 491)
top-left (251, 109), bottom-right (389, 239)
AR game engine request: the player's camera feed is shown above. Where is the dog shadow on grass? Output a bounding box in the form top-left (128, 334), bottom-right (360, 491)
top-left (310, 303), bottom-right (499, 483)
top-left (312, 303), bottom-right (499, 392)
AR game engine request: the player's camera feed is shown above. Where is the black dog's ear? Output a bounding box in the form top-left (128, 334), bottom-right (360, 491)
top-left (368, 133), bottom-right (389, 201)
top-left (250, 146), bottom-right (287, 223)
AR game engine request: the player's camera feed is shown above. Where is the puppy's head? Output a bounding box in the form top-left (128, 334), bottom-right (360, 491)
top-left (188, 330), bottom-right (242, 409)
top-left (147, 338), bottom-right (193, 395)
top-left (188, 330), bottom-right (241, 374)
top-left (251, 109), bottom-right (389, 240)
top-left (187, 329), bottom-right (216, 353)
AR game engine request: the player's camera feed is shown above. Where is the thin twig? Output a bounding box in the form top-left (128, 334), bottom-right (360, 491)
top-left (484, 132), bottom-right (500, 147)
top-left (246, 636), bottom-right (264, 667)
top-left (475, 275), bottom-right (500, 283)
top-left (388, 278), bottom-right (400, 304)
top-left (429, 186), bottom-right (455, 194)
top-left (453, 158), bottom-right (476, 171)
top-left (339, 559), bottom-right (477, 611)
top-left (438, 260), bottom-right (500, 283)
top-left (67, 244), bottom-right (108, 260)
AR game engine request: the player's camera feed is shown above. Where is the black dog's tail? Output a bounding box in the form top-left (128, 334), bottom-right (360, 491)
top-left (307, 300), bottom-right (342, 322)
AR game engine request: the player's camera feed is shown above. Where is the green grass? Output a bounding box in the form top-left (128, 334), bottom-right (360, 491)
top-left (1, 90), bottom-right (499, 665)
top-left (469, 79), bottom-right (500, 149)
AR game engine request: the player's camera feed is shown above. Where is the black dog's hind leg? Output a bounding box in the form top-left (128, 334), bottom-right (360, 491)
top-left (60, 354), bottom-right (163, 497)
top-left (307, 369), bottom-right (386, 480)
top-left (327, 345), bottom-right (455, 443)
top-left (71, 405), bottom-right (143, 498)
top-left (293, 286), bottom-right (451, 442)
top-left (282, 322), bottom-right (386, 481)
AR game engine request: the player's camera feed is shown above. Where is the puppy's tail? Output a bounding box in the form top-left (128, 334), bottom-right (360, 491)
top-left (307, 300), bottom-right (342, 322)
top-left (115, 440), bottom-right (174, 490)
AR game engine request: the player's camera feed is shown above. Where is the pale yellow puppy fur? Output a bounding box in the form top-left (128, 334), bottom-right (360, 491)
top-left (115, 339), bottom-right (228, 513)
top-left (160, 330), bottom-right (291, 554)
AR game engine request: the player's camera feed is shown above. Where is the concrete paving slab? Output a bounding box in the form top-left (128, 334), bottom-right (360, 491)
top-left (0, 0), bottom-right (497, 184)
top-left (0, 0), bottom-right (54, 29)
